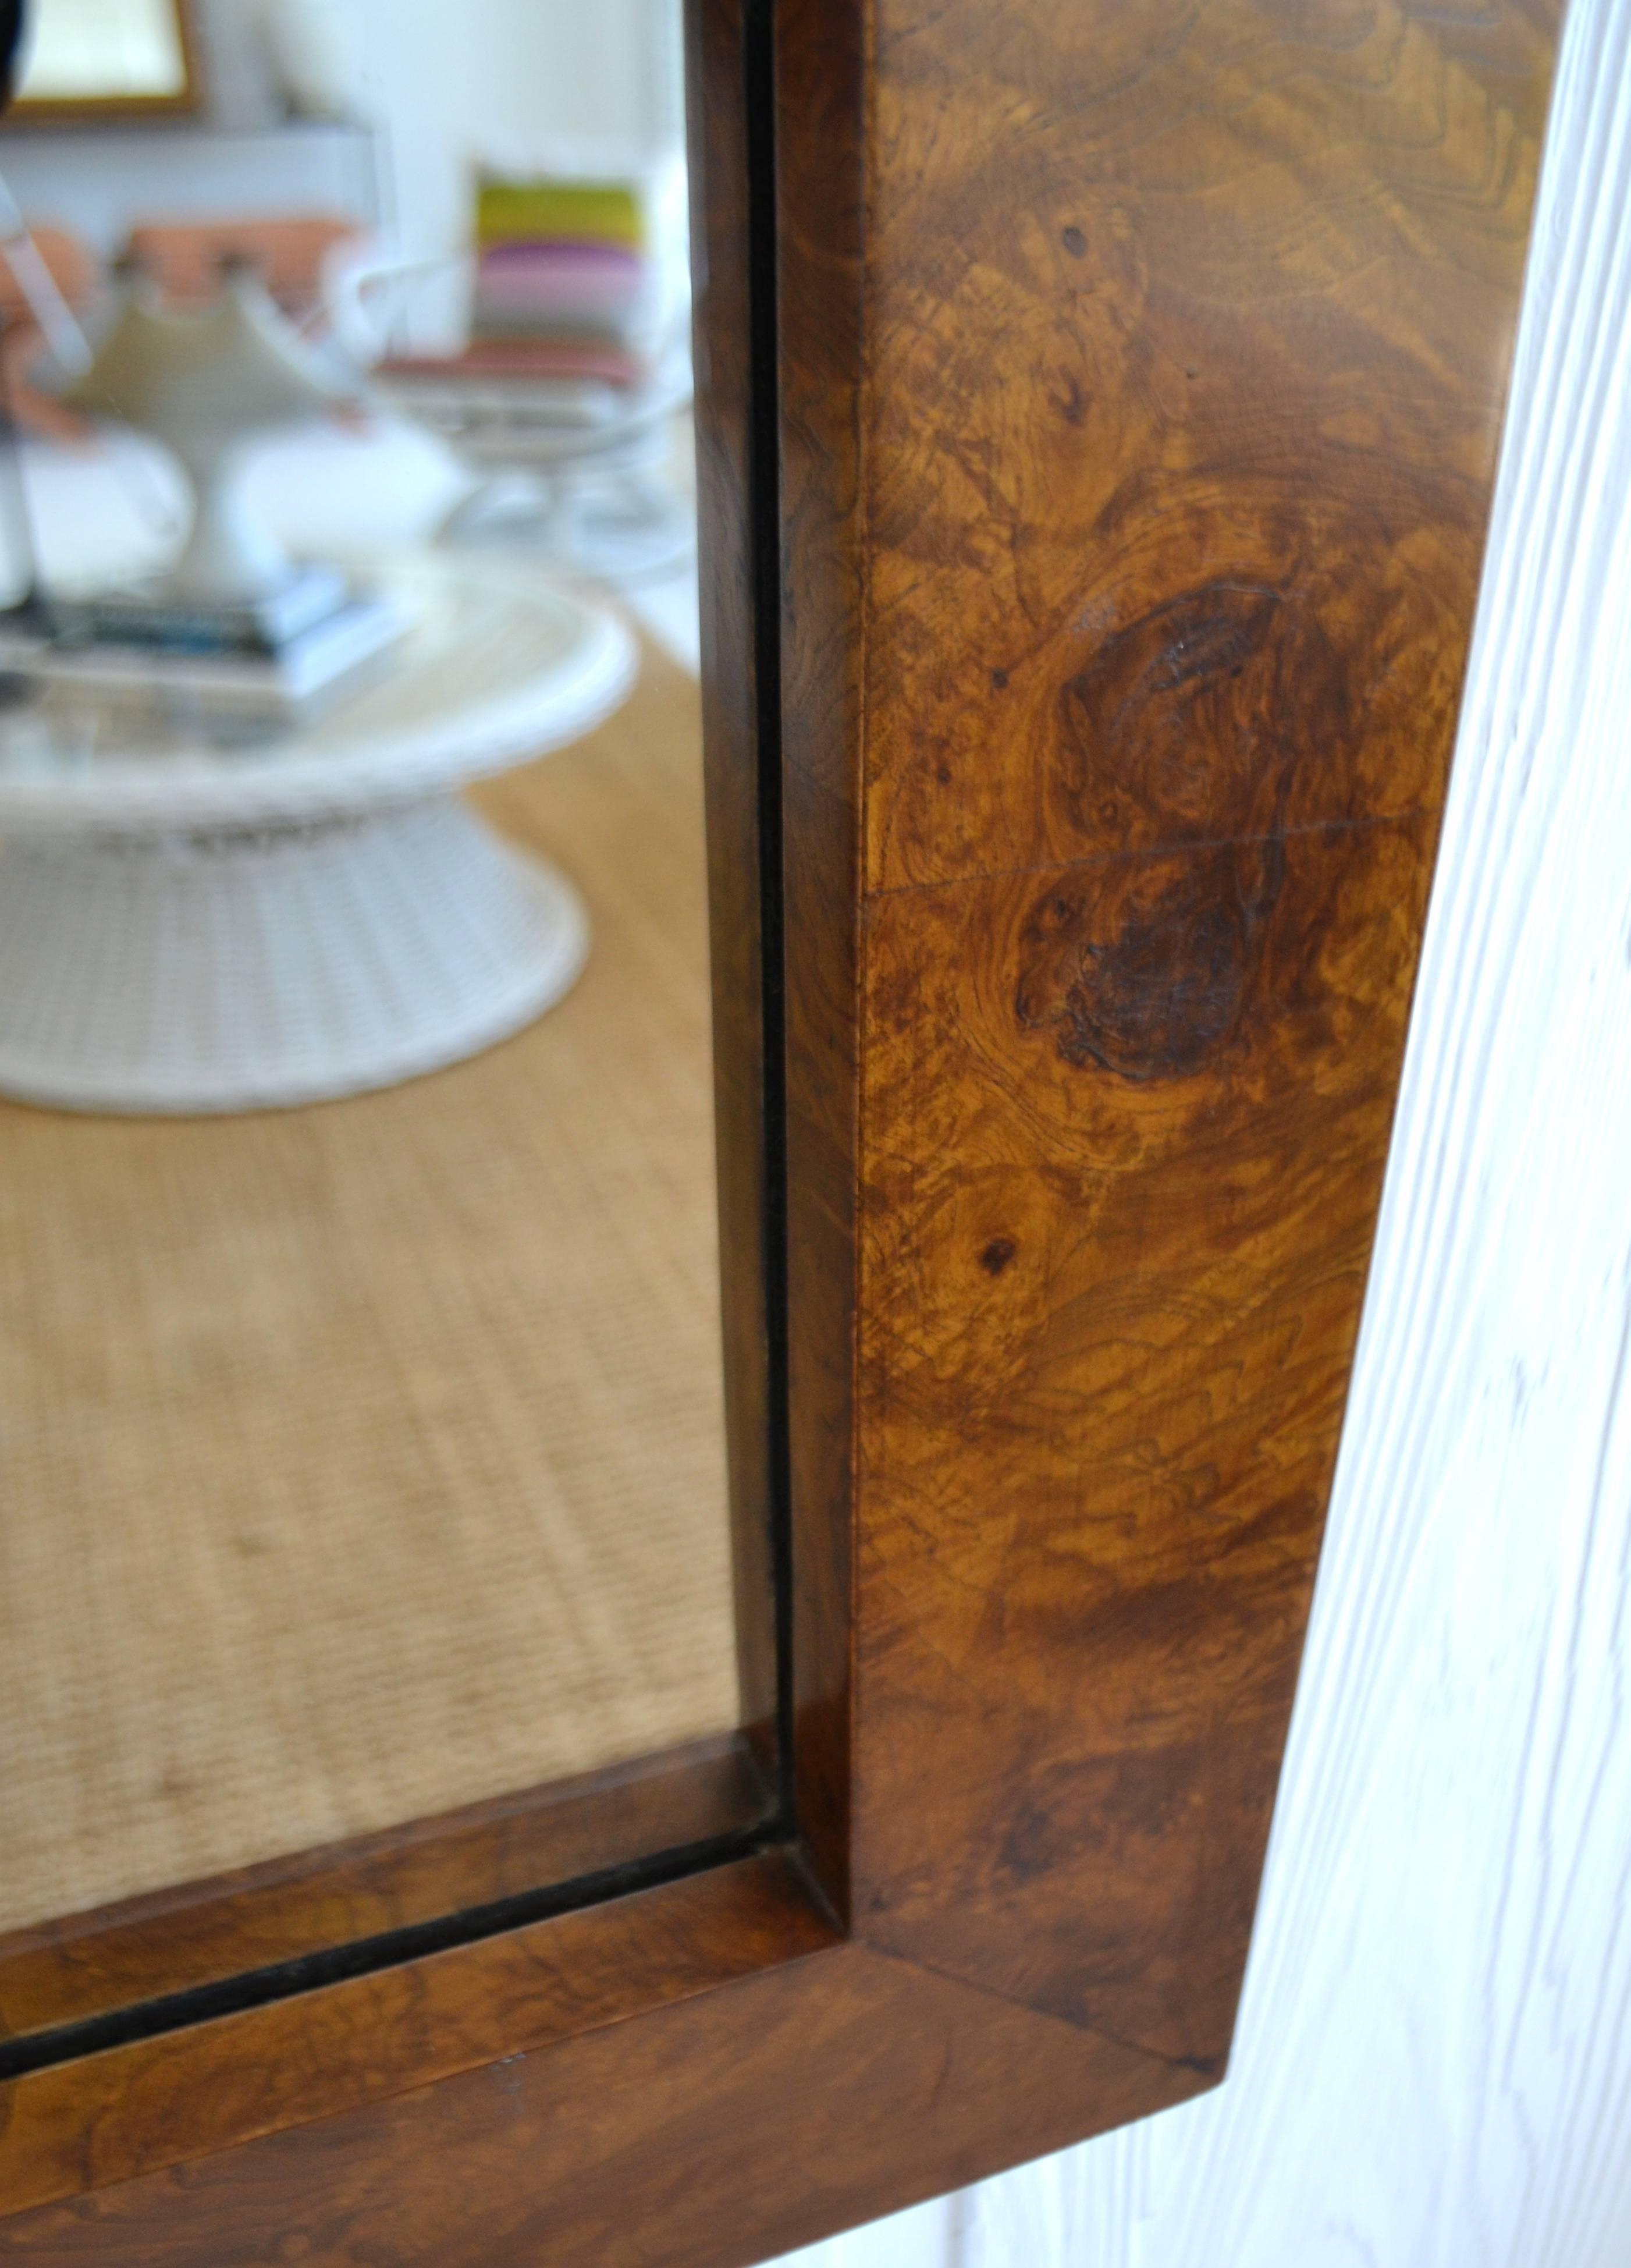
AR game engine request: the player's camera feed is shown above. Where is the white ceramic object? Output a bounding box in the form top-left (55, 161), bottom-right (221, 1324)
top-left (0, 555), bottom-right (635, 1113)
top-left (63, 271), bottom-right (349, 604)
top-left (3, 417), bottom-right (474, 609)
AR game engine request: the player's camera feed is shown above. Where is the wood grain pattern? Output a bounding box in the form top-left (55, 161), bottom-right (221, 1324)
top-left (0, 3), bottom-right (1562, 2260)
top-left (776, 0), bottom-right (869, 1921)
top-left (857, 0), bottom-right (1554, 894)
top-left (0, 1937), bottom-right (1202, 2268)
top-left (0, 1854), bottom-right (832, 2220)
top-left (843, 0), bottom-right (1559, 2064)
top-left (955, 11), bottom-right (1631, 2260)
top-left (856, 817), bottom-right (1433, 2063)
top-left (0, 1734), bottom-right (765, 2045)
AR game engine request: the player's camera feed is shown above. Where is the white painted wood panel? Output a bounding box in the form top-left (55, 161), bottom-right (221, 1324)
top-left (767, 0), bottom-right (1631, 2259)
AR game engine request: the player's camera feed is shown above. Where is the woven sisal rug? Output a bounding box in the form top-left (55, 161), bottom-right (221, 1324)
top-left (0, 638), bottom-right (739, 1933)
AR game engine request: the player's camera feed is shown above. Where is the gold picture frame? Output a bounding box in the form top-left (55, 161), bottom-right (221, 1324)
top-left (7, 0), bottom-right (199, 127)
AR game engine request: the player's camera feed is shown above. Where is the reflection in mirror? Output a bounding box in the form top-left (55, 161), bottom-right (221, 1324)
top-left (0, 0), bottom-right (766, 2050)
top-left (12, 0), bottom-right (198, 118)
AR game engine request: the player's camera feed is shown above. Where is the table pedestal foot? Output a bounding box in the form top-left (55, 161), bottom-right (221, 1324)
top-left (0, 796), bottom-right (588, 1115)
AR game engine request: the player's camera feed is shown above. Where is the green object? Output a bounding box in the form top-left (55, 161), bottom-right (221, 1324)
top-left (475, 178), bottom-right (645, 251)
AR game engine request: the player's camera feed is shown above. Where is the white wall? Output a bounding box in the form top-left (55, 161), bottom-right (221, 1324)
top-left (344, 0), bottom-right (684, 348)
top-left (0, 0), bottom-right (683, 347)
top-left (769, 0), bottom-right (1631, 2261)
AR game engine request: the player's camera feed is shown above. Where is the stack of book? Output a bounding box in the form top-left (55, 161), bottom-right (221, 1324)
top-left (0, 566), bottom-right (411, 715)
top-left (469, 179), bottom-right (653, 383)
top-left (460, 175), bottom-right (654, 389)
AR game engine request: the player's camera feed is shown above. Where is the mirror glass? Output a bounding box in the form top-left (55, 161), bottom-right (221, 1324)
top-left (0, 0), bottom-right (767, 2058)
top-left (13, 0), bottom-right (197, 116)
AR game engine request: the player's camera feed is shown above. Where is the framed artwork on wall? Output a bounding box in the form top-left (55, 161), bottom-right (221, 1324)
top-left (8, 0), bottom-right (198, 125)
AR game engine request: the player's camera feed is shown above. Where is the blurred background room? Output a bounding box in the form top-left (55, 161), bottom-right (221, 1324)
top-left (0, 0), bottom-right (699, 658)
top-left (0, 0), bottom-right (742, 1944)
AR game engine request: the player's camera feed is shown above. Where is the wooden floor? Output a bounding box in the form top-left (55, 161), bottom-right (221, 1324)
top-left (0, 640), bottom-right (740, 1933)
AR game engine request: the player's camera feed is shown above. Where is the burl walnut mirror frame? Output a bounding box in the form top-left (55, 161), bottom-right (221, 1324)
top-left (0, 2), bottom-right (1559, 2262)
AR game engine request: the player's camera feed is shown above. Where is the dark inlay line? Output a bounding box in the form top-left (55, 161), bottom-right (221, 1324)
top-left (743, 0), bottom-right (796, 1822)
top-left (0, 1819), bottom-right (789, 2082)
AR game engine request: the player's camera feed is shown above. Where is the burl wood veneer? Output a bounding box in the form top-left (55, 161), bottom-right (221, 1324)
top-left (0, 4), bottom-right (1560, 2262)
top-left (794, 0), bottom-right (1558, 2065)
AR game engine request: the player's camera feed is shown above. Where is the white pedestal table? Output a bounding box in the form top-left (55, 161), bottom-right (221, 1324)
top-left (0, 556), bottom-right (636, 1113)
